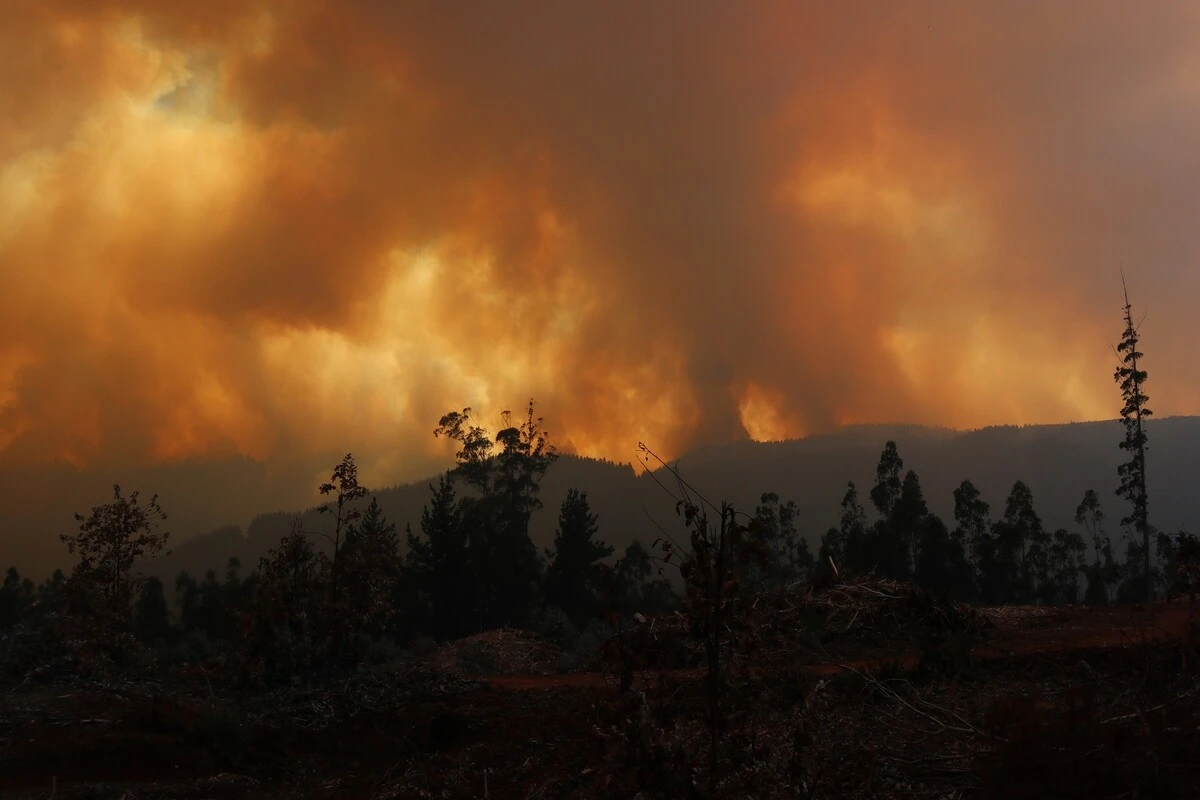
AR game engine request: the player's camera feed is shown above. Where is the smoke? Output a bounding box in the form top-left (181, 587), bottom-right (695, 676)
top-left (3, 0), bottom-right (1199, 482)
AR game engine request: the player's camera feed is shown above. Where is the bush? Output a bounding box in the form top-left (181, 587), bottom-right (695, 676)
top-left (456, 640), bottom-right (500, 675)
top-left (533, 605), bottom-right (579, 650)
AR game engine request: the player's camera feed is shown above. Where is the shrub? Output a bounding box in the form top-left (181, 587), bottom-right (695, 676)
top-left (534, 605), bottom-right (580, 650)
top-left (456, 640), bottom-right (499, 675)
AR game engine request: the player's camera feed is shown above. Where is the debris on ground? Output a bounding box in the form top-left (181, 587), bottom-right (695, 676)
top-left (427, 627), bottom-right (564, 677)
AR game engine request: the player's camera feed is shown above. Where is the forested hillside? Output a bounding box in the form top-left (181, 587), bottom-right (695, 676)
top-left (147, 416), bottom-right (1200, 585)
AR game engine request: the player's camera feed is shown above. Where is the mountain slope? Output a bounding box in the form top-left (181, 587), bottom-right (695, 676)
top-left (5, 417), bottom-right (1197, 582)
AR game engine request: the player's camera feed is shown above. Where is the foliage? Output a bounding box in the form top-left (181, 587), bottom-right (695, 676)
top-left (241, 522), bottom-right (331, 684)
top-left (747, 491), bottom-right (813, 591)
top-left (60, 484), bottom-right (169, 637)
top-left (338, 496), bottom-right (403, 662)
top-left (431, 400), bottom-right (559, 632)
top-left (317, 453), bottom-right (370, 612)
top-left (1114, 279), bottom-right (1153, 601)
top-left (405, 474), bottom-right (472, 639)
top-left (543, 488), bottom-right (614, 627)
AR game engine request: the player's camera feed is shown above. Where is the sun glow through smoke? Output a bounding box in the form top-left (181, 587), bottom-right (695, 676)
top-left (1, 1), bottom-right (1198, 483)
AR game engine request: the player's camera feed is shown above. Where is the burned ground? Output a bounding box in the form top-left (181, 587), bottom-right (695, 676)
top-left (2, 584), bottom-right (1198, 799)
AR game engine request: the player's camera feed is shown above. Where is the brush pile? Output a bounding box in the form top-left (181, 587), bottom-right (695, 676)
top-left (428, 627), bottom-right (564, 677)
top-left (604, 577), bottom-right (992, 674)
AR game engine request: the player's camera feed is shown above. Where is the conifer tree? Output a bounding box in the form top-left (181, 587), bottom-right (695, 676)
top-left (544, 489), bottom-right (613, 626)
top-left (406, 474), bottom-right (470, 639)
top-left (1114, 280), bottom-right (1153, 602)
top-left (340, 497), bottom-right (402, 657)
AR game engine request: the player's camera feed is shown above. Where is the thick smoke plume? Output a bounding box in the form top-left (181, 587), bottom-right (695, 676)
top-left (3, 1), bottom-right (1199, 481)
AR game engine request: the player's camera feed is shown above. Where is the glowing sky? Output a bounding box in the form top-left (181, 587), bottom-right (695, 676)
top-left (3, 1), bottom-right (1199, 482)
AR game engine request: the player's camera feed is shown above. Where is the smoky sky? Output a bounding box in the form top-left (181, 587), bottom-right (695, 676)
top-left (2, 0), bottom-right (1199, 483)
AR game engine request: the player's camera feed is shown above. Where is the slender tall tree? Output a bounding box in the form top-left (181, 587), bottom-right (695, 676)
top-left (870, 441), bottom-right (905, 518)
top-left (1114, 278), bottom-right (1153, 602)
top-left (317, 454), bottom-right (370, 607)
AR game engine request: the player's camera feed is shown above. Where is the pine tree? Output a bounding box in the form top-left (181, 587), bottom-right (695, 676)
top-left (405, 474), bottom-right (471, 639)
top-left (544, 489), bottom-right (614, 626)
top-left (340, 497), bottom-right (402, 657)
top-left (1114, 279), bottom-right (1153, 602)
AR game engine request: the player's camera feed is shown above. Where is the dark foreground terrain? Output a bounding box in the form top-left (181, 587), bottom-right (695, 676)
top-left (3, 584), bottom-right (1198, 799)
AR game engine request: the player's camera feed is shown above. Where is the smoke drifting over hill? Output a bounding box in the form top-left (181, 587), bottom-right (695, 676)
top-left (3, 1), bottom-right (1200, 481)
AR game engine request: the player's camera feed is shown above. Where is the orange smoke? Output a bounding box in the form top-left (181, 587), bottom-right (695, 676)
top-left (3, 1), bottom-right (1200, 482)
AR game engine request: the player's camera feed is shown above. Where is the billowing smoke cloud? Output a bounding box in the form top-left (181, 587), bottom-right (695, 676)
top-left (3, 0), bottom-right (1199, 482)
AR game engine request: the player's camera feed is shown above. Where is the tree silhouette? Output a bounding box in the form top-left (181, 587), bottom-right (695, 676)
top-left (990, 481), bottom-right (1045, 604)
top-left (750, 492), bottom-right (812, 589)
top-left (885, 469), bottom-right (929, 580)
top-left (405, 474), bottom-right (471, 639)
top-left (869, 441), bottom-right (905, 518)
top-left (544, 489), bottom-right (613, 626)
top-left (339, 497), bottom-right (402, 660)
top-left (611, 540), bottom-right (675, 617)
top-left (1114, 279), bottom-right (1153, 602)
top-left (1075, 490), bottom-right (1116, 604)
top-left (953, 480), bottom-right (990, 570)
top-left (915, 515), bottom-right (973, 599)
top-left (317, 453), bottom-right (370, 609)
top-left (434, 400), bottom-right (558, 630)
top-left (61, 485), bottom-right (169, 632)
top-left (820, 482), bottom-right (865, 576)
top-left (246, 522), bottom-right (330, 680)
top-left (1047, 528), bottom-right (1087, 604)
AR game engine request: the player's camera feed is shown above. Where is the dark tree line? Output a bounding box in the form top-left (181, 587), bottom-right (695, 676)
top-left (809, 439), bottom-right (1192, 605)
top-left (2, 284), bottom-right (1193, 682)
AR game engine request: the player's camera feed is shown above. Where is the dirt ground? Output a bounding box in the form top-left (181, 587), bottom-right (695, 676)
top-left (2, 598), bottom-right (1197, 799)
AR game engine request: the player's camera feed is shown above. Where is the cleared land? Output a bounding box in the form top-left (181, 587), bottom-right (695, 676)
top-left (2, 588), bottom-right (1198, 799)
